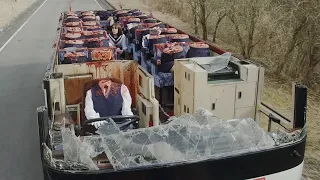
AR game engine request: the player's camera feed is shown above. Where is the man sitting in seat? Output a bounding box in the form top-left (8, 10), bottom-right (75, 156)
top-left (84, 78), bottom-right (133, 128)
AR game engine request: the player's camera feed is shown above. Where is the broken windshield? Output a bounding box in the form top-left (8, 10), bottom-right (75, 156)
top-left (45, 108), bottom-right (305, 171)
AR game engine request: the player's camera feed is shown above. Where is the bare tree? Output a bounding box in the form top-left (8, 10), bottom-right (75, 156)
top-left (212, 11), bottom-right (226, 42)
top-left (296, 18), bottom-right (320, 85)
top-left (186, 0), bottom-right (199, 34)
top-left (197, 0), bottom-right (215, 40)
top-left (209, 0), bottom-right (229, 42)
top-left (227, 0), bottom-right (271, 59)
top-left (185, 0), bottom-right (214, 40)
top-left (271, 0), bottom-right (320, 82)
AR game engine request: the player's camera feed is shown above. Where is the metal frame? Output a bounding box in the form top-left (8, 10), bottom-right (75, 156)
top-left (255, 67), bottom-right (308, 131)
top-left (293, 83), bottom-right (307, 129)
top-left (66, 104), bottom-right (81, 125)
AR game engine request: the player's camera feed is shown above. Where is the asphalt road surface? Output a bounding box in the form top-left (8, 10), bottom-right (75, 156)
top-left (0, 0), bottom-right (112, 179)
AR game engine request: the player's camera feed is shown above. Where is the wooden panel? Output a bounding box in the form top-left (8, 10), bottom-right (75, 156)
top-left (174, 87), bottom-right (181, 116)
top-left (235, 82), bottom-right (257, 108)
top-left (206, 84), bottom-right (236, 120)
top-left (234, 107), bottom-right (256, 119)
top-left (136, 95), bottom-right (153, 128)
top-left (66, 104), bottom-right (81, 125)
top-left (64, 75), bottom-right (93, 105)
top-left (180, 92), bottom-right (194, 115)
top-left (181, 64), bottom-right (195, 97)
top-left (137, 65), bottom-right (155, 100)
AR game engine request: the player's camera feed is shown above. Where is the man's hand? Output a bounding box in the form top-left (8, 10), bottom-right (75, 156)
top-left (91, 121), bottom-right (107, 129)
top-left (116, 48), bottom-right (123, 54)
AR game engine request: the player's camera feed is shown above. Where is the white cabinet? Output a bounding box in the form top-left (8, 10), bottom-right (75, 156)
top-left (174, 58), bottom-right (259, 120)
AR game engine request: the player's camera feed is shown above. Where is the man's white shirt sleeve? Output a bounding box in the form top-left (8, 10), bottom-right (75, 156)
top-left (121, 85), bottom-right (133, 115)
top-left (84, 90), bottom-right (100, 119)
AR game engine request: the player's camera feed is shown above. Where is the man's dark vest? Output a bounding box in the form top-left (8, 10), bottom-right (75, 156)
top-left (91, 83), bottom-right (123, 117)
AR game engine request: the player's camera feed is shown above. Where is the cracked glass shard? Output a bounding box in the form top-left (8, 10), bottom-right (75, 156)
top-left (49, 108), bottom-right (304, 171)
top-left (193, 52), bottom-right (231, 73)
top-left (61, 128), bottom-right (99, 170)
top-left (271, 127), bottom-right (305, 145)
top-left (43, 143), bottom-right (56, 168)
top-left (96, 108), bottom-right (276, 170)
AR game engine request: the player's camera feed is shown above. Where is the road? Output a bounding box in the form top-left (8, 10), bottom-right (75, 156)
top-left (0, 0), bottom-right (112, 179)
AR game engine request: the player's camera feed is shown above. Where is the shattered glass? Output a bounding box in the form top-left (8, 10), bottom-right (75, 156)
top-left (43, 143), bottom-right (56, 168)
top-left (196, 52), bottom-right (231, 73)
top-left (54, 160), bottom-right (91, 171)
top-left (49, 110), bottom-right (103, 170)
top-left (61, 128), bottom-right (100, 170)
top-left (45, 108), bottom-right (307, 171)
top-left (96, 108), bottom-right (275, 170)
top-left (271, 126), bottom-right (306, 146)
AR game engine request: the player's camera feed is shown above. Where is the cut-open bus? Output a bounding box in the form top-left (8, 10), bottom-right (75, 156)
top-left (38, 9), bottom-right (307, 180)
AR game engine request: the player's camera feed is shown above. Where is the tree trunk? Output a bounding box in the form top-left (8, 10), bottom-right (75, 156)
top-left (245, 7), bottom-right (256, 59)
top-left (212, 28), bottom-right (217, 42)
top-left (194, 13), bottom-right (198, 34)
top-left (212, 15), bottom-right (225, 42)
top-left (202, 23), bottom-right (207, 40)
top-left (228, 15), bottom-right (246, 58)
top-left (199, 0), bottom-right (207, 40)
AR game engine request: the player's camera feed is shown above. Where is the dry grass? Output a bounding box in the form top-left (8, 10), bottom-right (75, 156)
top-left (261, 73), bottom-right (320, 180)
top-left (109, 0), bottom-right (320, 178)
top-left (0, 0), bottom-right (37, 29)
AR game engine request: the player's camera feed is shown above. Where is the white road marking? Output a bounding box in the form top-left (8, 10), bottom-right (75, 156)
top-left (0, 0), bottom-right (49, 53)
top-left (94, 0), bottom-right (104, 10)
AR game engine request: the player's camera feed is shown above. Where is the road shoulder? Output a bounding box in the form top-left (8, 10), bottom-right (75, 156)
top-left (0, 0), bottom-right (45, 49)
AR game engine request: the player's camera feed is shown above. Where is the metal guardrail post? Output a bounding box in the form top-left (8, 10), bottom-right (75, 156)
top-left (37, 106), bottom-right (49, 158)
top-left (293, 83), bottom-right (307, 129)
top-left (255, 66), bottom-right (265, 126)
